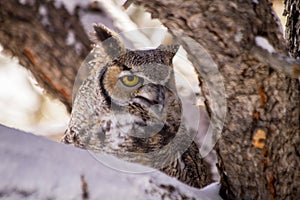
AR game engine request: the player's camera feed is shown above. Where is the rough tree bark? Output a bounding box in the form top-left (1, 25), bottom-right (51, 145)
top-left (0, 0), bottom-right (299, 199)
top-left (131, 0), bottom-right (299, 199)
top-left (284, 0), bottom-right (300, 58)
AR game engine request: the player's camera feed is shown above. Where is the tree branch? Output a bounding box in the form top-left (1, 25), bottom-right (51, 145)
top-left (251, 46), bottom-right (300, 78)
top-left (0, 0), bottom-right (112, 112)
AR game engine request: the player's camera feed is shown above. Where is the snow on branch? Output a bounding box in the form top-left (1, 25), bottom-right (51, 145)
top-left (251, 45), bottom-right (300, 79)
top-left (0, 125), bottom-right (221, 200)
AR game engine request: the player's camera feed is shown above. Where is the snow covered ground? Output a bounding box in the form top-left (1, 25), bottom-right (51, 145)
top-left (0, 125), bottom-right (222, 200)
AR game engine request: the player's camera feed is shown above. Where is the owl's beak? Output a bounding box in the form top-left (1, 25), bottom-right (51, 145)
top-left (132, 84), bottom-right (165, 120)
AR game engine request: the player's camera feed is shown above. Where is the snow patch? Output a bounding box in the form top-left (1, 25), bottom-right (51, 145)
top-left (255, 36), bottom-right (275, 53)
top-left (55, 0), bottom-right (89, 14)
top-left (18, 0), bottom-right (26, 5)
top-left (173, 47), bottom-right (200, 94)
top-left (18, 0), bottom-right (35, 6)
top-left (66, 30), bottom-right (76, 46)
top-left (96, 0), bottom-right (154, 48)
top-left (65, 30), bottom-right (83, 54)
top-left (253, 0), bottom-right (259, 4)
top-left (234, 31), bottom-right (243, 42)
top-left (39, 5), bottom-right (50, 26)
top-left (39, 5), bottom-right (47, 16)
top-left (0, 55), bottom-right (41, 129)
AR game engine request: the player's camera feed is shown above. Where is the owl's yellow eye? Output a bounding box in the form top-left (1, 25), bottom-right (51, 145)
top-left (120, 75), bottom-right (143, 87)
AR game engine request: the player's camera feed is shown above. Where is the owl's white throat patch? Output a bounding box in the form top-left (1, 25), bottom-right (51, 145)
top-left (109, 107), bottom-right (164, 140)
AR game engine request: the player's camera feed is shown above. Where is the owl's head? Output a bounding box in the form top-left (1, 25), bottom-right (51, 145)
top-left (96, 29), bottom-right (181, 150)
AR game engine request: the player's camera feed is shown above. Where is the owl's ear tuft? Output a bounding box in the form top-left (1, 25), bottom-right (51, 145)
top-left (157, 44), bottom-right (180, 65)
top-left (92, 24), bottom-right (126, 59)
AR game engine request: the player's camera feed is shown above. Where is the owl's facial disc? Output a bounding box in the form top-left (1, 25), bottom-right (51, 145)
top-left (105, 77), bottom-right (171, 139)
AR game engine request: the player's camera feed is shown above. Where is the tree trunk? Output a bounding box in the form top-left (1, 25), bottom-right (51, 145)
top-left (132, 0), bottom-right (299, 199)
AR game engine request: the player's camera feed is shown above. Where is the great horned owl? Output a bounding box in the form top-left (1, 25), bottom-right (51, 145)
top-left (62, 24), bottom-right (211, 188)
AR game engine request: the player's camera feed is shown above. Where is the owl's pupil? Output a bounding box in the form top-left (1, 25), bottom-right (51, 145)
top-left (127, 76), bottom-right (134, 81)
